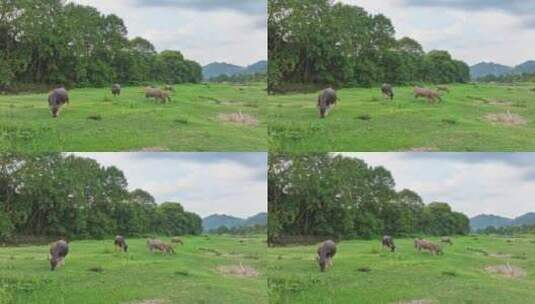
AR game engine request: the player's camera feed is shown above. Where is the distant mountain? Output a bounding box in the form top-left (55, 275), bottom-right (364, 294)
top-left (202, 60), bottom-right (267, 79)
top-left (202, 212), bottom-right (267, 231)
top-left (470, 60), bottom-right (535, 79)
top-left (470, 212), bottom-right (535, 231)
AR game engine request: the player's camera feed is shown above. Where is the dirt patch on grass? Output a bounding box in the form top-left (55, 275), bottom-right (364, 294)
top-left (485, 264), bottom-right (527, 278)
top-left (219, 112), bottom-right (258, 126)
top-left (124, 299), bottom-right (167, 304)
top-left (489, 252), bottom-right (512, 258)
top-left (408, 147), bottom-right (438, 152)
top-left (485, 111), bottom-right (527, 126)
top-left (217, 263), bottom-right (258, 278)
top-left (393, 299), bottom-right (434, 304)
top-left (138, 146), bottom-right (169, 152)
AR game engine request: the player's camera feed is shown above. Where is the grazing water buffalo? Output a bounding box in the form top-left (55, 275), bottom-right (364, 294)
top-left (145, 88), bottom-right (171, 103)
top-left (414, 239), bottom-right (443, 255)
top-left (147, 239), bottom-right (175, 255)
top-left (48, 88), bottom-right (69, 118)
top-left (111, 84), bottom-right (121, 96)
top-left (414, 87), bottom-right (442, 103)
top-left (381, 84), bottom-right (394, 100)
top-left (49, 240), bottom-right (69, 271)
top-left (114, 235), bottom-right (128, 252)
top-left (382, 235), bottom-right (396, 252)
top-left (317, 240), bottom-right (337, 272)
top-left (436, 85), bottom-right (450, 93)
top-left (441, 237), bottom-right (453, 245)
top-left (317, 88), bottom-right (337, 118)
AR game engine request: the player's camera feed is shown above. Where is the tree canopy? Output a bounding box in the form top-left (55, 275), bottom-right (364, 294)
top-left (268, 0), bottom-right (470, 92)
top-left (0, 0), bottom-right (202, 89)
top-left (268, 153), bottom-right (470, 244)
top-left (0, 153), bottom-right (202, 240)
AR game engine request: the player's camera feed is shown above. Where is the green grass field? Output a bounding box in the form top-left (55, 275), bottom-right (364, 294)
top-left (268, 83), bottom-right (535, 152)
top-left (268, 235), bottom-right (535, 304)
top-left (0, 235), bottom-right (267, 304)
top-left (0, 83), bottom-right (267, 152)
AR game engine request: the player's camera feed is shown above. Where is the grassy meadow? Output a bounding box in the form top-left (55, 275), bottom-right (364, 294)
top-left (268, 83), bottom-right (535, 152)
top-left (268, 235), bottom-right (535, 304)
top-left (0, 235), bottom-right (267, 304)
top-left (0, 83), bottom-right (267, 152)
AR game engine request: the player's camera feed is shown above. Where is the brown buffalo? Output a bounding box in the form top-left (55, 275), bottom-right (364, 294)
top-left (171, 237), bottom-right (184, 245)
top-left (414, 87), bottom-right (442, 103)
top-left (414, 239), bottom-right (443, 255)
top-left (436, 85), bottom-right (450, 93)
top-left (147, 239), bottom-right (174, 255)
top-left (49, 240), bottom-right (69, 271)
top-left (317, 240), bottom-right (337, 272)
top-left (48, 88), bottom-right (69, 118)
top-left (145, 88), bottom-right (171, 103)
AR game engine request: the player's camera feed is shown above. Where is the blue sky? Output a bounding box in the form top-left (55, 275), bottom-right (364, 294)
top-left (342, 0), bottom-right (535, 66)
top-left (341, 153), bottom-right (535, 218)
top-left (73, 153), bottom-right (267, 218)
top-left (71, 0), bottom-right (266, 66)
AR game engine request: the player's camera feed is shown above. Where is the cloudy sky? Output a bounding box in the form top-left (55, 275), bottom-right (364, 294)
top-left (70, 0), bottom-right (266, 66)
top-left (342, 0), bottom-right (535, 66)
top-left (341, 153), bottom-right (535, 219)
top-left (73, 153), bottom-right (267, 218)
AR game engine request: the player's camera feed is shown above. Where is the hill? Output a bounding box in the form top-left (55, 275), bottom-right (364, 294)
top-left (470, 60), bottom-right (535, 79)
top-left (202, 60), bottom-right (267, 79)
top-left (470, 212), bottom-right (535, 231)
top-left (202, 212), bottom-right (267, 231)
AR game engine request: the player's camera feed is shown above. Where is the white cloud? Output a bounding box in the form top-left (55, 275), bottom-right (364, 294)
top-left (340, 153), bottom-right (535, 218)
top-left (72, 153), bottom-right (267, 218)
top-left (69, 0), bottom-right (266, 66)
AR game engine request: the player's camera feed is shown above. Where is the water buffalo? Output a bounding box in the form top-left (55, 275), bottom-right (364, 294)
top-left (441, 237), bottom-right (453, 245)
top-left (382, 235), bottom-right (396, 252)
top-left (111, 84), bottom-right (121, 96)
top-left (48, 88), bottom-right (69, 118)
top-left (49, 240), bottom-right (69, 271)
top-left (414, 87), bottom-right (442, 103)
top-left (145, 88), bottom-right (171, 103)
top-left (147, 239), bottom-right (174, 255)
top-left (114, 235), bottom-right (128, 252)
top-left (317, 240), bottom-right (337, 272)
top-left (414, 239), bottom-right (443, 255)
top-left (317, 88), bottom-right (337, 118)
top-left (381, 84), bottom-right (394, 100)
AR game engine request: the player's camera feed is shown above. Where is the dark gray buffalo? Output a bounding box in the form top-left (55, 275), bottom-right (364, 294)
top-left (317, 240), bottom-right (337, 272)
top-left (111, 84), bottom-right (121, 96)
top-left (48, 88), bottom-right (69, 118)
top-left (317, 88), bottom-right (337, 118)
top-left (114, 235), bottom-right (128, 252)
top-left (381, 83), bottom-right (394, 100)
top-left (49, 240), bottom-right (69, 271)
top-left (382, 235), bottom-right (396, 252)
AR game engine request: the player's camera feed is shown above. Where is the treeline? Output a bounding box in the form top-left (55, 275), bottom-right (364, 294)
top-left (208, 73), bottom-right (267, 83)
top-left (209, 224), bottom-right (267, 235)
top-left (268, 154), bottom-right (470, 244)
top-left (0, 0), bottom-right (202, 90)
top-left (476, 224), bottom-right (535, 235)
top-left (477, 73), bottom-right (535, 83)
top-left (268, 0), bottom-right (470, 92)
top-left (0, 153), bottom-right (202, 241)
